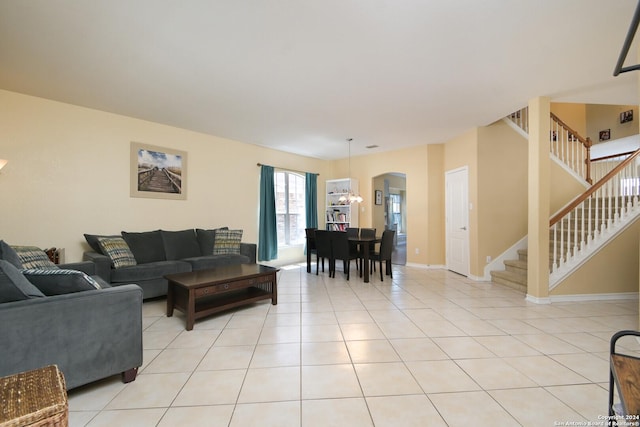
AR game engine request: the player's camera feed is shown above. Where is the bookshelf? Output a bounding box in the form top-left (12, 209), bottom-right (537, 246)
top-left (325, 178), bottom-right (359, 231)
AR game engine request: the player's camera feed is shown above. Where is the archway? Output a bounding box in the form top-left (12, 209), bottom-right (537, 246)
top-left (372, 172), bottom-right (407, 265)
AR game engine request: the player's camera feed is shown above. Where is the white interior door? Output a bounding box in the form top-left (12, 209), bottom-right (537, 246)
top-left (445, 167), bottom-right (470, 276)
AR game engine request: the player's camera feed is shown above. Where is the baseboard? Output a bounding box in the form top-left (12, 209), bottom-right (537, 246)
top-left (550, 292), bottom-right (639, 303)
top-left (405, 263), bottom-right (445, 270)
top-left (525, 294), bottom-right (552, 304)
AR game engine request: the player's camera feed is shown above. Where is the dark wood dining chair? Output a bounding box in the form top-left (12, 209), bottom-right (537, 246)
top-left (313, 230), bottom-right (332, 276)
top-left (346, 227), bottom-right (360, 269)
top-left (359, 228), bottom-right (376, 275)
top-left (370, 229), bottom-right (395, 281)
top-left (330, 231), bottom-right (359, 280)
top-left (305, 227), bottom-right (319, 273)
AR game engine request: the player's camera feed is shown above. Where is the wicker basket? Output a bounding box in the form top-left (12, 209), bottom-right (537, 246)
top-left (0, 365), bottom-right (68, 427)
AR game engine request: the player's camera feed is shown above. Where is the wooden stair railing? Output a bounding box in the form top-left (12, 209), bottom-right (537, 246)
top-left (550, 112), bottom-right (593, 184)
top-left (506, 108), bottom-right (593, 184)
top-left (548, 149), bottom-right (640, 278)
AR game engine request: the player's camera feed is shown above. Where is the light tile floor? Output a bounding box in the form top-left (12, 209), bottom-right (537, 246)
top-left (67, 264), bottom-right (640, 426)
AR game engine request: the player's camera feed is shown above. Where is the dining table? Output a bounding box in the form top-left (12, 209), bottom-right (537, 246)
top-left (306, 232), bottom-right (381, 283)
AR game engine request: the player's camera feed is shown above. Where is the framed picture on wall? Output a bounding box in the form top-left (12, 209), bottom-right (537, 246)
top-left (130, 142), bottom-right (187, 200)
top-left (620, 110), bottom-right (633, 124)
top-left (375, 190), bottom-right (382, 205)
top-left (599, 129), bottom-right (611, 142)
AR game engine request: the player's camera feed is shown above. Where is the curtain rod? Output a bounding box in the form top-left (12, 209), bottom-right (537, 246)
top-left (256, 163), bottom-right (319, 176)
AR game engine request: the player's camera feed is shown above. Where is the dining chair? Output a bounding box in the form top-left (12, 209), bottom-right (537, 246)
top-left (313, 230), bottom-right (332, 276)
top-left (346, 227), bottom-right (360, 270)
top-left (359, 228), bottom-right (376, 275)
top-left (305, 228), bottom-right (318, 273)
top-left (330, 231), bottom-right (359, 280)
top-left (370, 229), bottom-right (395, 281)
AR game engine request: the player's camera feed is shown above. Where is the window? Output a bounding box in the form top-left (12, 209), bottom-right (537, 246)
top-left (275, 171), bottom-right (306, 246)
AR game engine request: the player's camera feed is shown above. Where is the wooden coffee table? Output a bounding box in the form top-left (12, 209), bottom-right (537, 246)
top-left (165, 264), bottom-right (278, 330)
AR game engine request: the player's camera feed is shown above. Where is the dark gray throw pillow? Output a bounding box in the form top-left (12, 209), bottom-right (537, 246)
top-left (161, 229), bottom-right (201, 260)
top-left (121, 230), bottom-right (166, 264)
top-left (0, 240), bottom-right (22, 268)
top-left (196, 227), bottom-right (229, 255)
top-left (0, 260), bottom-right (45, 302)
top-left (22, 268), bottom-right (102, 296)
top-left (84, 233), bottom-right (120, 254)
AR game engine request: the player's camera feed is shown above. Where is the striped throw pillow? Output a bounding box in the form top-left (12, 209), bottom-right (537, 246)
top-left (213, 229), bottom-right (243, 255)
top-left (97, 237), bottom-right (137, 268)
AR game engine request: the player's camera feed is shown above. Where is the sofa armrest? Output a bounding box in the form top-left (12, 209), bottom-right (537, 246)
top-left (83, 251), bottom-right (111, 282)
top-left (0, 284), bottom-right (143, 389)
top-left (59, 260), bottom-right (96, 275)
top-left (240, 243), bottom-right (256, 264)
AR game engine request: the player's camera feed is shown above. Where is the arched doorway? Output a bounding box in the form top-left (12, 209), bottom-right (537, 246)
top-left (372, 173), bottom-right (407, 265)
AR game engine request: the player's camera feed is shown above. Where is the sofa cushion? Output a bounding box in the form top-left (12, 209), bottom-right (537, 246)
top-left (183, 254), bottom-right (250, 271)
top-left (110, 260), bottom-right (191, 283)
top-left (22, 268), bottom-right (102, 296)
top-left (161, 229), bottom-right (201, 260)
top-left (0, 240), bottom-right (22, 269)
top-left (97, 236), bottom-right (137, 269)
top-left (196, 227), bottom-right (228, 255)
top-left (213, 229), bottom-right (243, 255)
top-left (121, 230), bottom-right (166, 264)
top-left (0, 260), bottom-right (45, 302)
top-left (84, 233), bottom-right (121, 254)
top-left (12, 245), bottom-right (59, 270)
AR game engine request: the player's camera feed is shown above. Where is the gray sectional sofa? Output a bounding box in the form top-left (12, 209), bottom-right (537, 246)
top-left (83, 228), bottom-right (256, 299)
top-left (0, 241), bottom-right (143, 389)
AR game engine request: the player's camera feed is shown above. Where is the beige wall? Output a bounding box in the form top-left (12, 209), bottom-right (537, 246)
top-left (587, 104), bottom-right (639, 145)
top-left (552, 221), bottom-right (640, 295)
top-left (336, 145), bottom-right (440, 266)
top-left (444, 128), bottom-right (478, 274)
top-left (551, 103), bottom-right (587, 137)
top-left (477, 120), bottom-right (528, 274)
top-left (0, 90), bottom-right (331, 262)
top-left (1, 90), bottom-right (444, 267)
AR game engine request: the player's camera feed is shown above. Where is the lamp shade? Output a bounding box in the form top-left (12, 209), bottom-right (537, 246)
top-left (0, 159), bottom-right (7, 170)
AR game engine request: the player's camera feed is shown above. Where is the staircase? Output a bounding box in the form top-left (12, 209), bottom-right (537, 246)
top-left (490, 108), bottom-right (640, 294)
top-left (490, 249), bottom-right (528, 292)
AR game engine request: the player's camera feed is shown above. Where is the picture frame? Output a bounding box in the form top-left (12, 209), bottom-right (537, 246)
top-left (599, 129), bottom-right (611, 142)
top-left (375, 190), bottom-right (382, 205)
top-left (130, 142), bottom-right (187, 200)
top-left (620, 110), bottom-right (633, 124)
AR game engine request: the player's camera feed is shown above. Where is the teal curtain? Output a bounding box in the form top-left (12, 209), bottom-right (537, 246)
top-left (305, 173), bottom-right (318, 229)
top-left (304, 172), bottom-right (318, 256)
top-left (258, 165), bottom-right (278, 261)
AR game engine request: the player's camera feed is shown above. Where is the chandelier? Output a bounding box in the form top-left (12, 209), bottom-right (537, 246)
top-left (338, 138), bottom-right (363, 204)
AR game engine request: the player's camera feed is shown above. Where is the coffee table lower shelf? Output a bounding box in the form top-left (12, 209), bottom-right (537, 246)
top-left (166, 264), bottom-right (278, 330)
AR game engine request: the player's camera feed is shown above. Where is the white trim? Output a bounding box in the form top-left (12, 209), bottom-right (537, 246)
top-left (550, 292), bottom-right (638, 303)
top-left (549, 153), bottom-right (590, 189)
top-left (525, 294), bottom-right (552, 304)
top-left (502, 117), bottom-right (528, 140)
top-left (405, 262), bottom-right (444, 270)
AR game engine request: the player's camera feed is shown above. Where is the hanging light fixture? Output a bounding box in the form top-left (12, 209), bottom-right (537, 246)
top-left (338, 138), bottom-right (363, 204)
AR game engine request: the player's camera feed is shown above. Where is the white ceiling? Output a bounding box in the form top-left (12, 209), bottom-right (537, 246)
top-left (0, 1), bottom-right (638, 159)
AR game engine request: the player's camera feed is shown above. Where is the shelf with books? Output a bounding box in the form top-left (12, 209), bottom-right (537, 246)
top-left (325, 178), bottom-right (358, 231)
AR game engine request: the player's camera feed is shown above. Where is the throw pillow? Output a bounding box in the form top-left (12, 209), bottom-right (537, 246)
top-left (121, 230), bottom-right (166, 263)
top-left (213, 229), bottom-right (243, 255)
top-left (196, 227), bottom-right (229, 255)
top-left (161, 229), bottom-right (201, 260)
top-left (0, 240), bottom-right (23, 268)
top-left (22, 268), bottom-right (102, 296)
top-left (84, 233), bottom-right (120, 255)
top-left (0, 260), bottom-right (45, 302)
top-left (97, 237), bottom-right (137, 269)
top-left (11, 245), bottom-right (58, 270)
